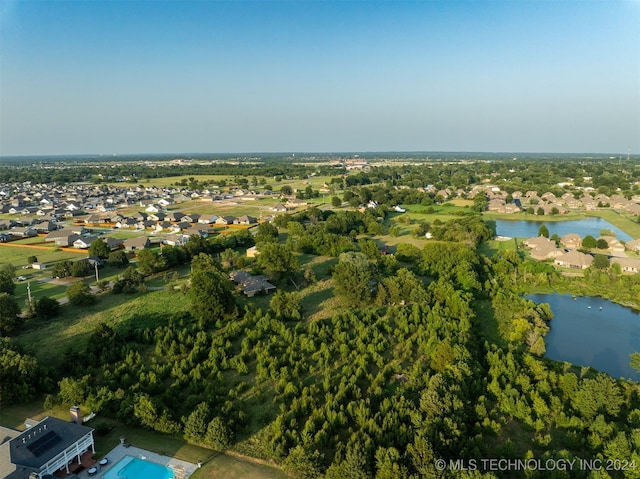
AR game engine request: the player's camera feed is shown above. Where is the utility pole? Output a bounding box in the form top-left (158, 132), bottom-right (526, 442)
top-left (95, 262), bottom-right (99, 282)
top-left (27, 281), bottom-right (32, 307)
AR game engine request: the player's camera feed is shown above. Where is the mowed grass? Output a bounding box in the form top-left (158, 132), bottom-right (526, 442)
top-left (0, 243), bottom-right (84, 267)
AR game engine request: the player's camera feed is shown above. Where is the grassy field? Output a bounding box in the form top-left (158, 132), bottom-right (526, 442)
top-left (15, 287), bottom-right (192, 364)
top-left (0, 243), bottom-right (84, 267)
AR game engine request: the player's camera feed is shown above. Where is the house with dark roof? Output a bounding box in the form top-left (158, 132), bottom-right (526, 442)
top-left (123, 236), bottom-right (151, 252)
top-left (230, 271), bottom-right (276, 297)
top-left (0, 416), bottom-right (95, 479)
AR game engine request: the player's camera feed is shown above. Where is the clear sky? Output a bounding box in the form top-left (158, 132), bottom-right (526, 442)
top-left (1, 0), bottom-right (639, 156)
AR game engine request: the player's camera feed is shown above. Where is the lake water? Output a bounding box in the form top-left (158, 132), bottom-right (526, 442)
top-left (528, 293), bottom-right (640, 379)
top-left (496, 217), bottom-right (633, 242)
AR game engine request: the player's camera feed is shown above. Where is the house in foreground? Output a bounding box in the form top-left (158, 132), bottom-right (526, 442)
top-left (0, 415), bottom-right (95, 479)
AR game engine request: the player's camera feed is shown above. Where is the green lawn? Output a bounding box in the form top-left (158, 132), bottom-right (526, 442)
top-left (0, 244), bottom-right (83, 267)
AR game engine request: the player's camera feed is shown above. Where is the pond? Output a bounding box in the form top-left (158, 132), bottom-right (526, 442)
top-left (528, 293), bottom-right (640, 379)
top-left (496, 217), bottom-right (633, 242)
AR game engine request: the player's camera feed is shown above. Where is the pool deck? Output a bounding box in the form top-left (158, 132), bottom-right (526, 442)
top-left (76, 444), bottom-right (199, 479)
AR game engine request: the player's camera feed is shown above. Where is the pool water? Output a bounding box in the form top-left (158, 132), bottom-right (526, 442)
top-left (103, 456), bottom-right (174, 479)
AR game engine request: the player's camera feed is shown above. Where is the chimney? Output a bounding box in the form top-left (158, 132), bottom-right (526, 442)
top-left (70, 406), bottom-right (82, 424)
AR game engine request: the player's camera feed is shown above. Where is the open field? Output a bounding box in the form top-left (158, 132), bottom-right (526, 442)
top-left (0, 243), bottom-right (85, 267)
top-left (15, 287), bottom-right (191, 364)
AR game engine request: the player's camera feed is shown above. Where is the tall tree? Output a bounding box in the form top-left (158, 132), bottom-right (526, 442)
top-left (256, 242), bottom-right (299, 281)
top-left (88, 239), bottom-right (111, 259)
top-left (538, 224), bottom-right (549, 238)
top-left (67, 282), bottom-right (95, 306)
top-left (0, 264), bottom-right (16, 295)
top-left (0, 293), bottom-right (20, 335)
top-left (332, 252), bottom-right (378, 306)
top-left (189, 253), bottom-right (235, 327)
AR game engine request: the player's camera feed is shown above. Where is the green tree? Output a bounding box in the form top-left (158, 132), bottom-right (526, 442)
top-left (332, 252), bottom-right (378, 306)
top-left (270, 290), bottom-right (302, 320)
top-left (0, 293), bottom-right (20, 335)
top-left (256, 242), bottom-right (299, 281)
top-left (592, 254), bottom-right (609, 270)
top-left (184, 402), bottom-right (211, 443)
top-left (35, 296), bottom-right (60, 319)
top-left (189, 253), bottom-right (236, 327)
top-left (88, 239), bottom-right (111, 259)
top-left (220, 249), bottom-right (242, 270)
top-left (204, 416), bottom-right (231, 450)
top-left (58, 376), bottom-right (89, 405)
top-left (395, 243), bottom-right (422, 263)
top-left (51, 260), bottom-right (73, 278)
top-left (254, 222), bottom-right (279, 245)
top-left (630, 352), bottom-right (640, 375)
top-left (67, 282), bottom-right (95, 306)
top-left (0, 264), bottom-right (16, 295)
top-left (107, 250), bottom-right (129, 267)
top-left (331, 196), bottom-right (342, 207)
top-left (71, 260), bottom-right (92, 277)
top-left (0, 338), bottom-right (39, 406)
top-left (582, 235), bottom-right (597, 249)
top-left (135, 249), bottom-right (165, 276)
top-left (536, 207), bottom-right (545, 215)
top-left (112, 266), bottom-right (145, 293)
top-left (325, 444), bottom-right (368, 479)
top-left (538, 224), bottom-right (549, 238)
top-left (282, 445), bottom-right (322, 479)
top-left (596, 238), bottom-right (609, 249)
top-left (27, 256), bottom-right (38, 264)
top-left (572, 374), bottom-right (623, 420)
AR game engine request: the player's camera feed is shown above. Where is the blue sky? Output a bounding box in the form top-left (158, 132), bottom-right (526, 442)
top-left (1, 0), bottom-right (638, 156)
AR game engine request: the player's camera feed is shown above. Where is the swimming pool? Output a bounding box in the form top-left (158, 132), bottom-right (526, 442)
top-left (103, 456), bottom-right (174, 479)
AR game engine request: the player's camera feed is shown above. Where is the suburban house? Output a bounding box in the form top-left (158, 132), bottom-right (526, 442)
top-left (246, 246), bottom-right (259, 258)
top-left (0, 416), bottom-right (95, 479)
top-left (198, 214), bottom-right (218, 224)
top-left (9, 227), bottom-right (37, 238)
top-left (123, 236), bottom-right (151, 252)
top-left (530, 242), bottom-right (564, 261)
top-left (230, 271), bottom-right (276, 297)
top-left (270, 203), bottom-right (287, 213)
top-left (234, 215), bottom-right (257, 225)
top-left (215, 216), bottom-right (236, 226)
top-left (554, 250), bottom-right (593, 269)
top-left (598, 236), bottom-right (625, 253)
top-left (73, 235), bottom-right (100, 249)
top-left (523, 236), bottom-right (554, 250)
top-left (610, 257), bottom-right (640, 273)
top-left (44, 230), bottom-right (82, 247)
top-left (625, 239), bottom-right (640, 252)
top-left (560, 233), bottom-right (582, 249)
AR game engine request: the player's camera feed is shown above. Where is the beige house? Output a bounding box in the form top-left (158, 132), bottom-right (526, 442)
top-left (611, 257), bottom-right (640, 273)
top-left (560, 233), bottom-right (582, 249)
top-left (554, 250), bottom-right (593, 269)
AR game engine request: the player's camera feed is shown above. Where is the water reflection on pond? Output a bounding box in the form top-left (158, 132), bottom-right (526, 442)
top-left (528, 293), bottom-right (640, 379)
top-left (496, 217), bottom-right (633, 242)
